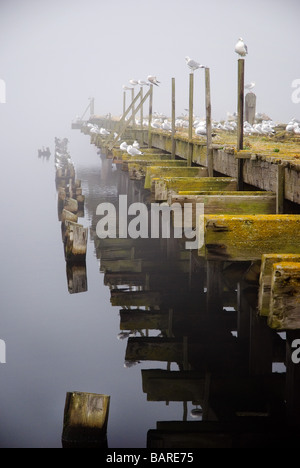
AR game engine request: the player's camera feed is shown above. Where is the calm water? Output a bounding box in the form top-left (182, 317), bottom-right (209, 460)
top-left (0, 126), bottom-right (299, 448)
top-left (0, 129), bottom-right (194, 448)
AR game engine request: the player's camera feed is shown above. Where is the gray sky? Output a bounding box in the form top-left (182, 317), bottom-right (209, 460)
top-left (0, 0), bottom-right (299, 141)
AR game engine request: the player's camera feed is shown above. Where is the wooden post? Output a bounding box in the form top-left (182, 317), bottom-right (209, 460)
top-left (123, 91), bottom-right (126, 115)
top-left (205, 68), bottom-right (213, 177)
top-left (140, 86), bottom-right (143, 131)
top-left (148, 84), bottom-right (153, 148)
top-left (237, 59), bottom-right (245, 151)
top-left (276, 163), bottom-right (285, 214)
top-left (62, 392), bottom-right (110, 448)
top-left (131, 88), bottom-right (135, 130)
top-left (171, 77), bottom-right (176, 159)
top-left (188, 73), bottom-right (194, 166)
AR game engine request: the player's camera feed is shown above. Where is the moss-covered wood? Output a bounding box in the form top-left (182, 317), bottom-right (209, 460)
top-left (258, 254), bottom-right (300, 316)
top-left (200, 215), bottom-right (300, 261)
top-left (268, 262), bottom-right (300, 330)
top-left (144, 166), bottom-right (208, 189)
top-left (154, 177), bottom-right (237, 202)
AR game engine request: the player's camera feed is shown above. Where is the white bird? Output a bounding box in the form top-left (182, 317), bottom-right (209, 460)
top-left (123, 85), bottom-right (133, 91)
top-left (127, 145), bottom-right (144, 156)
top-left (120, 141), bottom-right (128, 151)
top-left (133, 140), bottom-right (140, 149)
top-left (162, 120), bottom-right (172, 131)
top-left (235, 37), bottom-right (248, 57)
top-left (138, 79), bottom-right (149, 86)
top-left (185, 56), bottom-right (205, 72)
top-left (99, 127), bottom-right (110, 136)
top-left (129, 79), bottom-right (138, 86)
top-left (147, 75), bottom-right (160, 86)
top-left (245, 82), bottom-right (255, 92)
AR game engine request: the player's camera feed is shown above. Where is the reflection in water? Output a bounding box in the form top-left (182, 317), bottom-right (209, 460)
top-left (69, 148), bottom-right (300, 448)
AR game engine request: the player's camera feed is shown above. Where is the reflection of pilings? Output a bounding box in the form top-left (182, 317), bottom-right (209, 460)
top-left (66, 262), bottom-right (88, 294)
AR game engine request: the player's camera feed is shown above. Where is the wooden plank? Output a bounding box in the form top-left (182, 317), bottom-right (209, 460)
top-left (62, 392), bottom-right (110, 448)
top-left (154, 177), bottom-right (237, 202)
top-left (144, 167), bottom-right (208, 189)
top-left (110, 290), bottom-right (162, 307)
top-left (142, 369), bottom-right (205, 401)
top-left (268, 262), bottom-right (300, 330)
top-left (171, 191), bottom-right (276, 229)
top-left (120, 309), bottom-right (169, 331)
top-left (200, 215), bottom-right (300, 261)
top-left (258, 254), bottom-right (300, 316)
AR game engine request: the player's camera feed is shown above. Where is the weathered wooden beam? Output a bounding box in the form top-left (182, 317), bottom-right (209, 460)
top-left (258, 254), bottom-right (300, 317)
top-left (200, 215), bottom-right (300, 261)
top-left (128, 160), bottom-right (187, 180)
top-left (154, 177), bottom-right (237, 202)
top-left (171, 191), bottom-right (276, 228)
top-left (144, 167), bottom-right (208, 189)
top-left (66, 263), bottom-right (88, 294)
top-left (64, 221), bottom-right (88, 264)
top-left (268, 262), bottom-right (300, 330)
top-left (62, 392), bottom-right (110, 448)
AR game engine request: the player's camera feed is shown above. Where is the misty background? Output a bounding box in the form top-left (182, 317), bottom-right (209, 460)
top-left (0, 0), bottom-right (299, 146)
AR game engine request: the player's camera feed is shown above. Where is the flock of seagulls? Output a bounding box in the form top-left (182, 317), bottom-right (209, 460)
top-left (123, 75), bottom-right (161, 91)
top-left (286, 118), bottom-right (300, 135)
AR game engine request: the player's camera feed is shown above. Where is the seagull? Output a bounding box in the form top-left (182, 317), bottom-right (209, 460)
top-left (147, 75), bottom-right (160, 86)
top-left (123, 85), bottom-right (133, 90)
top-left (129, 79), bottom-right (138, 86)
top-left (138, 79), bottom-right (149, 86)
top-left (127, 145), bottom-right (144, 156)
top-left (245, 82), bottom-right (255, 92)
top-left (120, 141), bottom-right (128, 151)
top-left (185, 56), bottom-right (205, 72)
top-left (235, 37), bottom-right (248, 57)
top-left (132, 140), bottom-right (140, 149)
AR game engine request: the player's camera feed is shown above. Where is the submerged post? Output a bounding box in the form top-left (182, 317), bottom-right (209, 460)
top-left (188, 73), bottom-right (194, 166)
top-left (171, 77), bottom-right (176, 159)
top-left (205, 67), bottom-right (213, 177)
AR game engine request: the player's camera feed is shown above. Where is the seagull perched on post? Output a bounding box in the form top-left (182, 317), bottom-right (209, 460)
top-left (235, 37), bottom-right (248, 57)
top-left (147, 75), bottom-right (160, 86)
top-left (185, 56), bottom-right (205, 72)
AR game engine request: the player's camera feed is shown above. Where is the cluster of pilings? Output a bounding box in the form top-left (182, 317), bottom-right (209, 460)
top-left (55, 138), bottom-right (88, 293)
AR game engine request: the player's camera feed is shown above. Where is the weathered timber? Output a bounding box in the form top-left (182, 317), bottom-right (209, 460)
top-left (142, 369), bottom-right (205, 402)
top-left (66, 263), bottom-right (88, 294)
top-left (144, 167), bottom-right (208, 190)
top-left (61, 209), bottom-right (78, 223)
top-left (120, 309), bottom-right (169, 331)
top-left (64, 221), bottom-right (88, 264)
top-left (258, 254), bottom-right (300, 317)
top-left (268, 262), bottom-right (300, 330)
top-left (154, 177), bottom-right (238, 202)
top-left (171, 191), bottom-right (276, 228)
top-left (147, 420), bottom-right (300, 448)
top-left (111, 290), bottom-right (162, 307)
top-left (62, 392), bottom-right (110, 448)
top-left (122, 154), bottom-right (174, 171)
top-left (64, 197), bottom-right (78, 214)
top-left (128, 160), bottom-right (187, 181)
top-left (200, 215), bottom-right (300, 261)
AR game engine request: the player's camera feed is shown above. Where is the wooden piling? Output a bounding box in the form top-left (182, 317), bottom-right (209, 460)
top-left (171, 77), bottom-right (176, 159)
top-left (188, 73), bottom-right (194, 167)
top-left (237, 59), bottom-right (245, 151)
top-left (205, 68), bottom-right (213, 177)
top-left (148, 84), bottom-right (153, 148)
top-left (64, 221), bottom-right (88, 264)
top-left (62, 392), bottom-right (110, 448)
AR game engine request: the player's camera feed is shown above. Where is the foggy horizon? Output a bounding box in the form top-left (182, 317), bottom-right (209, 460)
top-left (0, 0), bottom-right (299, 146)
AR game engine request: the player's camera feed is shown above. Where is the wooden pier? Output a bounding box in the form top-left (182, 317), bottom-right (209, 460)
top-left (75, 113), bottom-right (300, 447)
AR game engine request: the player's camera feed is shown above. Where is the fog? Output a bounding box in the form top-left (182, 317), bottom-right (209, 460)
top-left (0, 0), bottom-right (299, 145)
top-left (0, 0), bottom-right (299, 448)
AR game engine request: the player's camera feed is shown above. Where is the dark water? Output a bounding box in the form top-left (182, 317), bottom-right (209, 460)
top-left (0, 128), bottom-right (299, 448)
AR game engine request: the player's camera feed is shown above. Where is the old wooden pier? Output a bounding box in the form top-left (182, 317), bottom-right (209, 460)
top-left (75, 109), bottom-right (300, 447)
